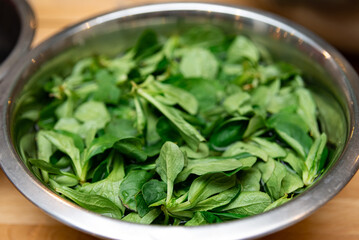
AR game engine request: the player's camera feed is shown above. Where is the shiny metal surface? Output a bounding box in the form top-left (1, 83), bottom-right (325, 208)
top-left (0, 0), bottom-right (36, 81)
top-left (1, 3), bottom-right (359, 240)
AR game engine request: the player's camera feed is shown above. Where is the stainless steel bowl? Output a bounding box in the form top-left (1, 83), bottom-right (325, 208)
top-left (1, 3), bottom-right (359, 240)
top-left (0, 0), bottom-right (35, 81)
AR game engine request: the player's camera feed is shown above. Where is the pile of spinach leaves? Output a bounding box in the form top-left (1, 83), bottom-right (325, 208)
top-left (18, 26), bottom-right (330, 225)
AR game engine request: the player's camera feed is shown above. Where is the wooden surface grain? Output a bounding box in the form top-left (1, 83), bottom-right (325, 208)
top-left (1, 0), bottom-right (359, 239)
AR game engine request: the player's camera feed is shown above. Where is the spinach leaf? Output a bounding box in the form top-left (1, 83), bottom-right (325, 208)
top-left (122, 208), bottom-right (162, 224)
top-left (193, 187), bottom-right (240, 211)
top-left (180, 48), bottom-right (219, 79)
top-left (221, 191), bottom-right (271, 215)
top-left (281, 151), bottom-right (305, 176)
top-left (268, 112), bottom-right (312, 158)
top-left (154, 81), bottom-right (199, 115)
top-left (238, 168), bottom-right (261, 192)
top-left (184, 211), bottom-right (207, 226)
top-left (138, 88), bottom-right (205, 149)
top-left (303, 133), bottom-right (327, 185)
top-left (209, 117), bottom-right (248, 150)
top-left (227, 36), bottom-right (260, 63)
top-left (200, 211), bottom-right (223, 224)
top-left (156, 142), bottom-right (185, 203)
top-left (74, 101), bottom-right (111, 129)
top-left (156, 116), bottom-right (182, 142)
top-left (171, 173), bottom-right (236, 212)
top-left (264, 195), bottom-right (292, 212)
top-left (256, 158), bottom-right (287, 200)
top-left (176, 155), bottom-right (256, 182)
top-left (56, 185), bottom-right (123, 219)
top-left (142, 179), bottom-right (167, 206)
top-left (223, 91), bottom-right (250, 114)
top-left (40, 131), bottom-right (82, 178)
top-left (54, 118), bottom-right (80, 134)
top-left (36, 131), bottom-right (54, 182)
top-left (105, 118), bottom-right (138, 139)
top-left (119, 170), bottom-right (153, 211)
top-left (79, 154), bottom-right (125, 211)
top-left (114, 137), bottom-right (147, 162)
top-left (180, 143), bottom-right (209, 159)
top-left (134, 96), bottom-right (146, 134)
top-left (296, 88), bottom-right (320, 138)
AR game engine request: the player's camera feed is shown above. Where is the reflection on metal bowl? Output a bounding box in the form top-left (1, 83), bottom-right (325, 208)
top-left (0, 0), bottom-right (35, 80)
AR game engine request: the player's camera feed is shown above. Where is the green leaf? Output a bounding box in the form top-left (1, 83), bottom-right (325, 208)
top-left (135, 193), bottom-right (150, 217)
top-left (243, 114), bottom-right (265, 138)
top-left (156, 116), bottom-right (182, 142)
top-left (238, 168), bottom-right (261, 192)
top-left (256, 158), bottom-right (287, 200)
top-left (93, 70), bottom-right (121, 104)
top-left (114, 138), bottom-right (147, 162)
top-left (138, 88), bottom-right (205, 149)
top-left (264, 195), bottom-right (292, 212)
top-left (134, 96), bottom-right (146, 134)
top-left (180, 48), bottom-right (219, 79)
top-left (56, 186), bottom-right (123, 219)
top-left (74, 101), bottom-right (111, 129)
top-left (119, 170), bottom-right (153, 211)
top-left (176, 154), bottom-right (256, 182)
top-left (223, 91), bottom-right (250, 114)
top-left (227, 36), bottom-right (260, 63)
top-left (221, 191), bottom-right (271, 216)
top-left (29, 158), bottom-right (77, 179)
top-left (296, 88), bottom-right (320, 139)
top-left (55, 97), bottom-right (75, 119)
top-left (281, 151), bottom-right (305, 176)
top-left (280, 170), bottom-right (304, 196)
top-left (200, 211), bottom-right (223, 224)
top-left (36, 131), bottom-right (54, 182)
top-left (166, 77), bottom-right (223, 112)
top-left (209, 117), bottom-right (248, 150)
top-left (268, 112), bottom-right (313, 158)
top-left (49, 175), bottom-right (79, 187)
top-left (223, 141), bottom-right (268, 162)
top-left (40, 131), bottom-right (82, 178)
top-left (171, 173), bottom-right (236, 212)
top-left (180, 143), bottom-right (209, 159)
top-left (251, 137), bottom-right (287, 159)
top-left (80, 135), bottom-right (120, 181)
top-left (156, 142), bottom-right (185, 203)
top-left (122, 208), bottom-right (162, 224)
top-left (142, 179), bottom-right (167, 206)
top-left (105, 118), bottom-right (138, 139)
top-left (80, 154), bottom-right (125, 211)
top-left (54, 118), bottom-right (80, 134)
top-left (154, 81), bottom-right (199, 115)
top-left (303, 133), bottom-right (327, 185)
top-left (207, 212), bottom-right (247, 220)
top-left (188, 173), bottom-right (236, 204)
top-left (184, 211), bottom-right (207, 226)
top-left (193, 187), bottom-right (240, 211)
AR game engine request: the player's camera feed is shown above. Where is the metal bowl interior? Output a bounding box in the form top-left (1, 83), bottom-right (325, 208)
top-left (0, 0), bottom-right (36, 81)
top-left (1, 3), bottom-right (359, 240)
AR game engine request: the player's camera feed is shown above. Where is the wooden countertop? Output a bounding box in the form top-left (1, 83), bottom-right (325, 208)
top-left (1, 1), bottom-right (359, 239)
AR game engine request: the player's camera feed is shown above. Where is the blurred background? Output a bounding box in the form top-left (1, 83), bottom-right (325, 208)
top-left (29, 0), bottom-right (359, 71)
top-left (1, 0), bottom-right (359, 239)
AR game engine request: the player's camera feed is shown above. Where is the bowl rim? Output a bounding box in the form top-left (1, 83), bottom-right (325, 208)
top-left (1, 2), bottom-right (359, 240)
top-left (0, 0), bottom-right (36, 81)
